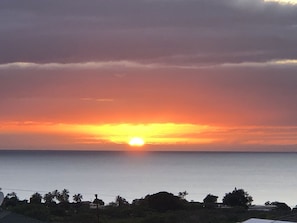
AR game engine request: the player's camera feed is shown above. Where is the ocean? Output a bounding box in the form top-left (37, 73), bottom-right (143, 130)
top-left (0, 150), bottom-right (296, 207)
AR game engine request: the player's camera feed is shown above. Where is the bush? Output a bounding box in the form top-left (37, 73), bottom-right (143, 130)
top-left (144, 192), bottom-right (186, 212)
top-left (222, 188), bottom-right (253, 208)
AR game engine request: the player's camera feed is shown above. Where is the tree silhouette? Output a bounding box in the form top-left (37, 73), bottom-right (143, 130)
top-left (271, 201), bottom-right (291, 211)
top-left (203, 194), bottom-right (218, 208)
top-left (56, 189), bottom-right (70, 203)
top-left (178, 191), bottom-right (188, 200)
top-left (222, 188), bottom-right (253, 208)
top-left (3, 192), bottom-right (19, 207)
top-left (44, 192), bottom-right (55, 204)
top-left (30, 192), bottom-right (42, 204)
top-left (115, 195), bottom-right (129, 207)
top-left (52, 190), bottom-right (60, 203)
top-left (3, 192), bottom-right (20, 207)
top-left (94, 194), bottom-right (105, 206)
top-left (73, 193), bottom-right (83, 203)
top-left (6, 192), bottom-right (18, 199)
top-left (145, 191), bottom-right (185, 212)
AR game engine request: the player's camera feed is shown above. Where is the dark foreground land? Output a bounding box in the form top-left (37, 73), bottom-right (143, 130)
top-left (2, 190), bottom-right (297, 223)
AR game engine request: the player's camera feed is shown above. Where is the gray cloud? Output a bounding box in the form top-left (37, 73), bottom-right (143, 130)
top-left (1, 0), bottom-right (297, 64)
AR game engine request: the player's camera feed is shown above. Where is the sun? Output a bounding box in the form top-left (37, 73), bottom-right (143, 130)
top-left (128, 137), bottom-right (145, 147)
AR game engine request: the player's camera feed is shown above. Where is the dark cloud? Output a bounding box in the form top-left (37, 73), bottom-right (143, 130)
top-left (1, 0), bottom-right (297, 63)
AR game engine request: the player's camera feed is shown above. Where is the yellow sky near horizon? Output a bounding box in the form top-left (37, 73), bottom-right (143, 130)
top-left (1, 121), bottom-right (297, 151)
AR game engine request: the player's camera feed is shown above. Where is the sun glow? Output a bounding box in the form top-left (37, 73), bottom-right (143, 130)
top-left (1, 122), bottom-right (212, 145)
top-left (1, 121), bottom-right (297, 150)
top-left (128, 137), bottom-right (145, 147)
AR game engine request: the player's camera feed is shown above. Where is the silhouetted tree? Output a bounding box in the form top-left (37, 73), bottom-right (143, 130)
top-left (57, 189), bottom-right (69, 203)
top-left (72, 193), bottom-right (83, 213)
top-left (178, 191), bottom-right (188, 200)
top-left (30, 192), bottom-right (42, 204)
top-left (271, 201), bottom-right (291, 211)
top-left (52, 190), bottom-right (60, 203)
top-left (203, 194), bottom-right (218, 208)
top-left (115, 195), bottom-right (129, 207)
top-left (145, 191), bottom-right (185, 212)
top-left (44, 192), bottom-right (55, 204)
top-left (93, 194), bottom-right (105, 206)
top-left (73, 193), bottom-right (83, 203)
top-left (6, 192), bottom-right (18, 199)
top-left (222, 188), bottom-right (253, 208)
top-left (3, 192), bottom-right (19, 207)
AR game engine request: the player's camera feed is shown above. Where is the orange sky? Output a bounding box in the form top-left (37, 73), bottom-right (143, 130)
top-left (1, 63), bottom-right (297, 151)
top-left (1, 120), bottom-right (297, 151)
top-left (1, 1), bottom-right (297, 151)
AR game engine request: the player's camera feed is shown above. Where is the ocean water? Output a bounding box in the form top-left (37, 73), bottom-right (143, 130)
top-left (0, 150), bottom-right (296, 207)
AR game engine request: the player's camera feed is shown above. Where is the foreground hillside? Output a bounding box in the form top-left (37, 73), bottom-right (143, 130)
top-left (2, 189), bottom-right (296, 223)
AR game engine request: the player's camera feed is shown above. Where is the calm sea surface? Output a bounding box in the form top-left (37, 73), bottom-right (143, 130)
top-left (0, 150), bottom-right (296, 207)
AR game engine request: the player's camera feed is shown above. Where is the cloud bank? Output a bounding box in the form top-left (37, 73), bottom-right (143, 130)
top-left (1, 0), bottom-right (297, 64)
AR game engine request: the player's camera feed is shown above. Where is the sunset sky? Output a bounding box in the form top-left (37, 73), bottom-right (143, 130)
top-left (1, 0), bottom-right (297, 151)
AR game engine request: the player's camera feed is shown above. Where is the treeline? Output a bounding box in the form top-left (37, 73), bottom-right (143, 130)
top-left (1, 188), bottom-right (295, 223)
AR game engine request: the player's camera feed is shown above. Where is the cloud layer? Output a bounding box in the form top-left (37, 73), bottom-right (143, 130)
top-left (1, 0), bottom-right (297, 64)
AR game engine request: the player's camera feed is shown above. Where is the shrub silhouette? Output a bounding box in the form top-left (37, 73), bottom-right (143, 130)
top-left (223, 188), bottom-right (253, 208)
top-left (144, 191), bottom-right (185, 212)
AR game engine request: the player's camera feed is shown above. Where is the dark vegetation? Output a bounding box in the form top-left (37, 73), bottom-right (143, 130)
top-left (1, 188), bottom-right (296, 223)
